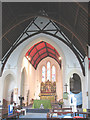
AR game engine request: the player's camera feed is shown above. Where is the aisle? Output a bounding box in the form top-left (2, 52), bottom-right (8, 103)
top-left (20, 113), bottom-right (47, 119)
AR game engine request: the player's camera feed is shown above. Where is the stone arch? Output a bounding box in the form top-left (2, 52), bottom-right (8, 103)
top-left (70, 73), bottom-right (82, 94)
top-left (3, 73), bottom-right (15, 106)
top-left (67, 69), bottom-right (83, 93)
top-left (67, 69), bottom-right (85, 108)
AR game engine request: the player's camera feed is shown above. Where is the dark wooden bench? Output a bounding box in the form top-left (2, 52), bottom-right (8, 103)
top-left (7, 112), bottom-right (20, 119)
top-left (53, 108), bottom-right (72, 110)
top-left (47, 111), bottom-right (73, 119)
top-left (2, 108), bottom-right (8, 119)
top-left (1, 107), bottom-right (21, 119)
top-left (75, 111), bottom-right (90, 118)
top-left (53, 108), bottom-right (72, 113)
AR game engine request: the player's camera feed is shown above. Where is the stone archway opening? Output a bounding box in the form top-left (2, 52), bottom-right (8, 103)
top-left (3, 74), bottom-right (15, 108)
top-left (70, 73), bottom-right (82, 108)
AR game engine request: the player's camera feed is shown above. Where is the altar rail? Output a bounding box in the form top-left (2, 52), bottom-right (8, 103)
top-left (26, 109), bottom-right (49, 113)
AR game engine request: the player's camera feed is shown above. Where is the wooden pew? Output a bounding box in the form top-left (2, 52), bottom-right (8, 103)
top-left (47, 111), bottom-right (73, 119)
top-left (52, 108), bottom-right (72, 113)
top-left (7, 112), bottom-right (20, 119)
top-left (75, 111), bottom-right (90, 118)
top-left (2, 108), bottom-right (8, 119)
top-left (1, 107), bottom-right (21, 119)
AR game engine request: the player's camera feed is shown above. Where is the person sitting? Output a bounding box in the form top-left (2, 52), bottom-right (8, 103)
top-left (13, 102), bottom-right (17, 113)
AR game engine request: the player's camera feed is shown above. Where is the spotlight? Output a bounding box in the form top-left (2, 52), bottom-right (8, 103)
top-left (28, 57), bottom-right (30, 60)
top-left (59, 57), bottom-right (61, 60)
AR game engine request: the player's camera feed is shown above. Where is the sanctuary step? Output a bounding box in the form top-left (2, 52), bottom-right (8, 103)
top-left (26, 109), bottom-right (49, 113)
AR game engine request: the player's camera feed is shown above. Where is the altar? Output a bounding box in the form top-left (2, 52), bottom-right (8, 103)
top-left (32, 99), bottom-right (52, 109)
top-left (39, 80), bottom-right (57, 102)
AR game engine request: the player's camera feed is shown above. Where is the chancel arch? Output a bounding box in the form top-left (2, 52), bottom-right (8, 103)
top-left (14, 36), bottom-right (65, 105)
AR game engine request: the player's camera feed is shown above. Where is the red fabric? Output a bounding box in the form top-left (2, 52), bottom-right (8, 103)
top-left (73, 116), bottom-right (83, 118)
top-left (16, 111), bottom-right (20, 113)
top-left (88, 58), bottom-right (90, 70)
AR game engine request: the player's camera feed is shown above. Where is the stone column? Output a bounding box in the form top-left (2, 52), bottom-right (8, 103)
top-left (82, 56), bottom-right (88, 108)
top-left (0, 62), bottom-right (3, 108)
top-left (0, 76), bottom-right (3, 108)
top-left (0, 1), bottom-right (2, 77)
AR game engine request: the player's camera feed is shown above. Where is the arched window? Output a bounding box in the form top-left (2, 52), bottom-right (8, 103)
top-left (42, 66), bottom-right (45, 82)
top-left (47, 62), bottom-right (50, 81)
top-left (52, 65), bottom-right (56, 82)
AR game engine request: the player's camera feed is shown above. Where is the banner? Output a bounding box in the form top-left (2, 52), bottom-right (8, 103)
top-left (70, 92), bottom-right (82, 106)
top-left (8, 104), bottom-right (13, 115)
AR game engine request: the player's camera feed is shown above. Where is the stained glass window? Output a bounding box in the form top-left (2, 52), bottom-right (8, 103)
top-left (47, 62), bottom-right (50, 81)
top-left (42, 66), bottom-right (45, 82)
top-left (52, 65), bottom-right (56, 82)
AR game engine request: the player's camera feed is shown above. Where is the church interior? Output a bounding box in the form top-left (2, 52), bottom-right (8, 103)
top-left (0, 1), bottom-right (90, 119)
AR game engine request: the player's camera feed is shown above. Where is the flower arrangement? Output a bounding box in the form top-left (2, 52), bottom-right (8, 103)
top-left (59, 101), bottom-right (64, 105)
top-left (59, 99), bottom-right (64, 105)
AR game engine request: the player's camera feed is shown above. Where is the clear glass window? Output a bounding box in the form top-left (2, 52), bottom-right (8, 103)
top-left (52, 65), bottom-right (56, 82)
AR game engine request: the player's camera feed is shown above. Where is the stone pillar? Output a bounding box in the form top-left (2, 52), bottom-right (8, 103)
top-left (0, 1), bottom-right (2, 111)
top-left (0, 76), bottom-right (3, 109)
top-left (0, 1), bottom-right (2, 77)
top-left (0, 61), bottom-right (3, 108)
top-left (83, 56), bottom-right (88, 108)
top-left (88, 46), bottom-right (90, 108)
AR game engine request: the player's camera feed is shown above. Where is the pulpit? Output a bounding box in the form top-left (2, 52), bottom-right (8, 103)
top-left (39, 80), bottom-right (57, 102)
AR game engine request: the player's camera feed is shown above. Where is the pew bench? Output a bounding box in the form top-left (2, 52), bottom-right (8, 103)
top-left (53, 108), bottom-right (72, 113)
top-left (7, 112), bottom-right (20, 119)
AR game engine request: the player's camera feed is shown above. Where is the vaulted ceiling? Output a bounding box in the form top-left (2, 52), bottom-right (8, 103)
top-left (1, 2), bottom-right (88, 75)
top-left (25, 41), bottom-right (61, 69)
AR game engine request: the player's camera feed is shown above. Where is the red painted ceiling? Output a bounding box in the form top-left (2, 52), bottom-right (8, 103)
top-left (25, 41), bottom-right (61, 69)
